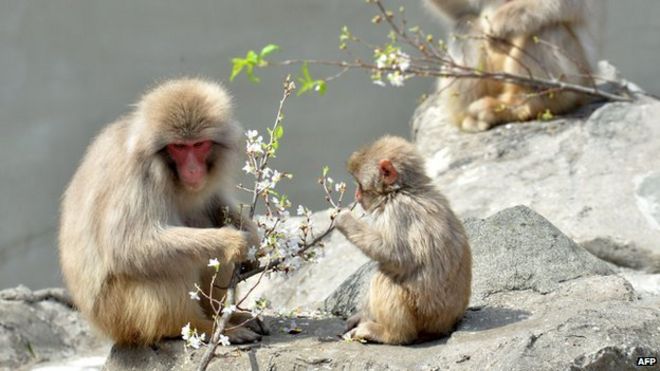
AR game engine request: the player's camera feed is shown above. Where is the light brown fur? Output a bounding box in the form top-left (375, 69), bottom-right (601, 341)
top-left (336, 136), bottom-right (472, 344)
top-left (59, 78), bottom-right (265, 345)
top-left (425, 0), bottom-right (602, 131)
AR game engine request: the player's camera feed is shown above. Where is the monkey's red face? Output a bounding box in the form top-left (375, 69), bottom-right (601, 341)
top-left (166, 140), bottom-right (213, 191)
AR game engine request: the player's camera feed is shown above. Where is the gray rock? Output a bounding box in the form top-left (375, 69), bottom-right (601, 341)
top-left (466, 206), bottom-right (614, 305)
top-left (0, 286), bottom-right (108, 370)
top-left (103, 274), bottom-right (660, 370)
top-left (323, 261), bottom-right (376, 317)
top-left (411, 97), bottom-right (660, 267)
top-left (324, 205), bottom-right (615, 316)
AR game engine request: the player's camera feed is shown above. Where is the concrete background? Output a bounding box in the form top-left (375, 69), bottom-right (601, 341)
top-left (1, 0), bottom-right (659, 289)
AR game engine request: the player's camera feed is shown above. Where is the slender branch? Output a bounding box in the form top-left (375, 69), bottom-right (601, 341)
top-left (239, 201), bottom-right (357, 281)
top-left (197, 77), bottom-right (296, 371)
top-left (274, 58), bottom-right (632, 102)
top-left (239, 219), bottom-right (336, 281)
top-left (196, 281), bottom-right (237, 371)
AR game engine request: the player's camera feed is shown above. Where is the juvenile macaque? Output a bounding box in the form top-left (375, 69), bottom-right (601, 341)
top-left (335, 136), bottom-right (472, 344)
top-left (59, 78), bottom-right (266, 345)
top-left (425, 0), bottom-right (602, 131)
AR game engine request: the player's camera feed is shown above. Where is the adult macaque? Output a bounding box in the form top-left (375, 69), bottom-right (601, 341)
top-left (425, 0), bottom-right (601, 131)
top-left (59, 78), bottom-right (266, 345)
top-left (335, 136), bottom-right (472, 344)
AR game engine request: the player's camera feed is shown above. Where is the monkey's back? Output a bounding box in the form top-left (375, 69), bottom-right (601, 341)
top-left (386, 187), bottom-right (472, 335)
top-left (58, 119), bottom-right (163, 319)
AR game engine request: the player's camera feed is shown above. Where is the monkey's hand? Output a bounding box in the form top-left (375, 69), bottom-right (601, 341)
top-left (218, 227), bottom-right (250, 263)
top-left (335, 209), bottom-right (357, 235)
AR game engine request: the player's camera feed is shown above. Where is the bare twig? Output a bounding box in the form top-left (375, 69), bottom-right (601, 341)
top-left (239, 201), bottom-right (357, 281)
top-left (196, 77), bottom-right (296, 371)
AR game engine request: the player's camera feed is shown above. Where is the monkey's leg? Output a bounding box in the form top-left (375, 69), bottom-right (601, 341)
top-left (345, 313), bottom-right (362, 332)
top-left (347, 319), bottom-right (416, 345)
top-left (349, 276), bottom-right (418, 344)
top-left (463, 29), bottom-right (590, 131)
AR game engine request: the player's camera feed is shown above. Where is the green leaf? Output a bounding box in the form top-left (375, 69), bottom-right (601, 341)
top-left (274, 125), bottom-right (284, 139)
top-left (229, 58), bottom-right (246, 81)
top-left (260, 44), bottom-right (280, 58)
top-left (246, 50), bottom-right (259, 64)
top-left (297, 62), bottom-right (315, 96)
top-left (322, 166), bottom-right (330, 177)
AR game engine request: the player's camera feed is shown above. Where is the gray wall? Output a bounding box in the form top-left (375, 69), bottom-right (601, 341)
top-left (1, 0), bottom-right (659, 289)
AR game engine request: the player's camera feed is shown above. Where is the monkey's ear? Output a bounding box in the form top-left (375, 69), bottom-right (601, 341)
top-left (378, 159), bottom-right (398, 185)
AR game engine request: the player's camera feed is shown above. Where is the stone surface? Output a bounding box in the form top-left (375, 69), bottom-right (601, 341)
top-left (104, 205), bottom-right (660, 370)
top-left (411, 96), bottom-right (660, 267)
top-left (234, 92), bottom-right (660, 313)
top-left (0, 286), bottom-right (109, 370)
top-left (324, 206), bottom-right (616, 316)
top-left (105, 269), bottom-right (660, 371)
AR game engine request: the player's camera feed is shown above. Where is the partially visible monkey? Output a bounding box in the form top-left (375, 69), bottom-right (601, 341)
top-left (59, 78), bottom-right (267, 345)
top-left (335, 136), bottom-right (472, 344)
top-left (424, 0), bottom-right (602, 131)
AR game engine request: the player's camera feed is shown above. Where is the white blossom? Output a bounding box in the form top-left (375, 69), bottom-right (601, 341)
top-left (247, 246), bottom-right (258, 261)
top-left (222, 305), bottom-right (237, 315)
top-left (188, 290), bottom-right (200, 301)
top-left (188, 333), bottom-right (205, 349)
top-left (326, 177), bottom-right (334, 184)
top-left (181, 323), bottom-right (192, 340)
top-left (282, 255), bottom-right (303, 271)
top-left (256, 179), bottom-right (274, 191)
top-left (245, 130), bottom-right (259, 140)
top-left (335, 182), bottom-right (347, 193)
top-left (271, 170), bottom-right (283, 183)
top-left (219, 334), bottom-right (231, 347)
top-left (296, 205), bottom-right (306, 216)
top-left (372, 79), bottom-right (386, 87)
top-left (181, 323), bottom-right (206, 349)
top-left (208, 258), bottom-right (220, 270)
top-left (387, 72), bottom-right (405, 87)
top-left (376, 54), bottom-right (388, 69)
top-left (242, 161), bottom-right (256, 175)
top-left (397, 51), bottom-right (411, 72)
top-left (246, 142), bottom-right (264, 154)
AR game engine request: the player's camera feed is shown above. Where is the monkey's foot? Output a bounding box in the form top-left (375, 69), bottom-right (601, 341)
top-left (224, 327), bottom-right (262, 344)
top-left (343, 323), bottom-right (380, 344)
top-left (460, 116), bottom-right (491, 132)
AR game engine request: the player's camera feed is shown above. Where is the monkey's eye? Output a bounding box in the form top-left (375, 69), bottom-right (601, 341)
top-left (172, 143), bottom-right (186, 149)
top-left (193, 142), bottom-right (204, 148)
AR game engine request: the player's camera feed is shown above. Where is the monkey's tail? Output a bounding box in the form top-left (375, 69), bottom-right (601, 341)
top-left (581, 238), bottom-right (660, 274)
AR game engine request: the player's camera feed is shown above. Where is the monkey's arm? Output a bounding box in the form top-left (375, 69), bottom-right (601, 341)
top-left (490, 0), bottom-right (588, 38)
top-left (115, 227), bottom-right (247, 276)
top-left (335, 211), bottom-right (417, 272)
top-left (426, 0), bottom-right (480, 21)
